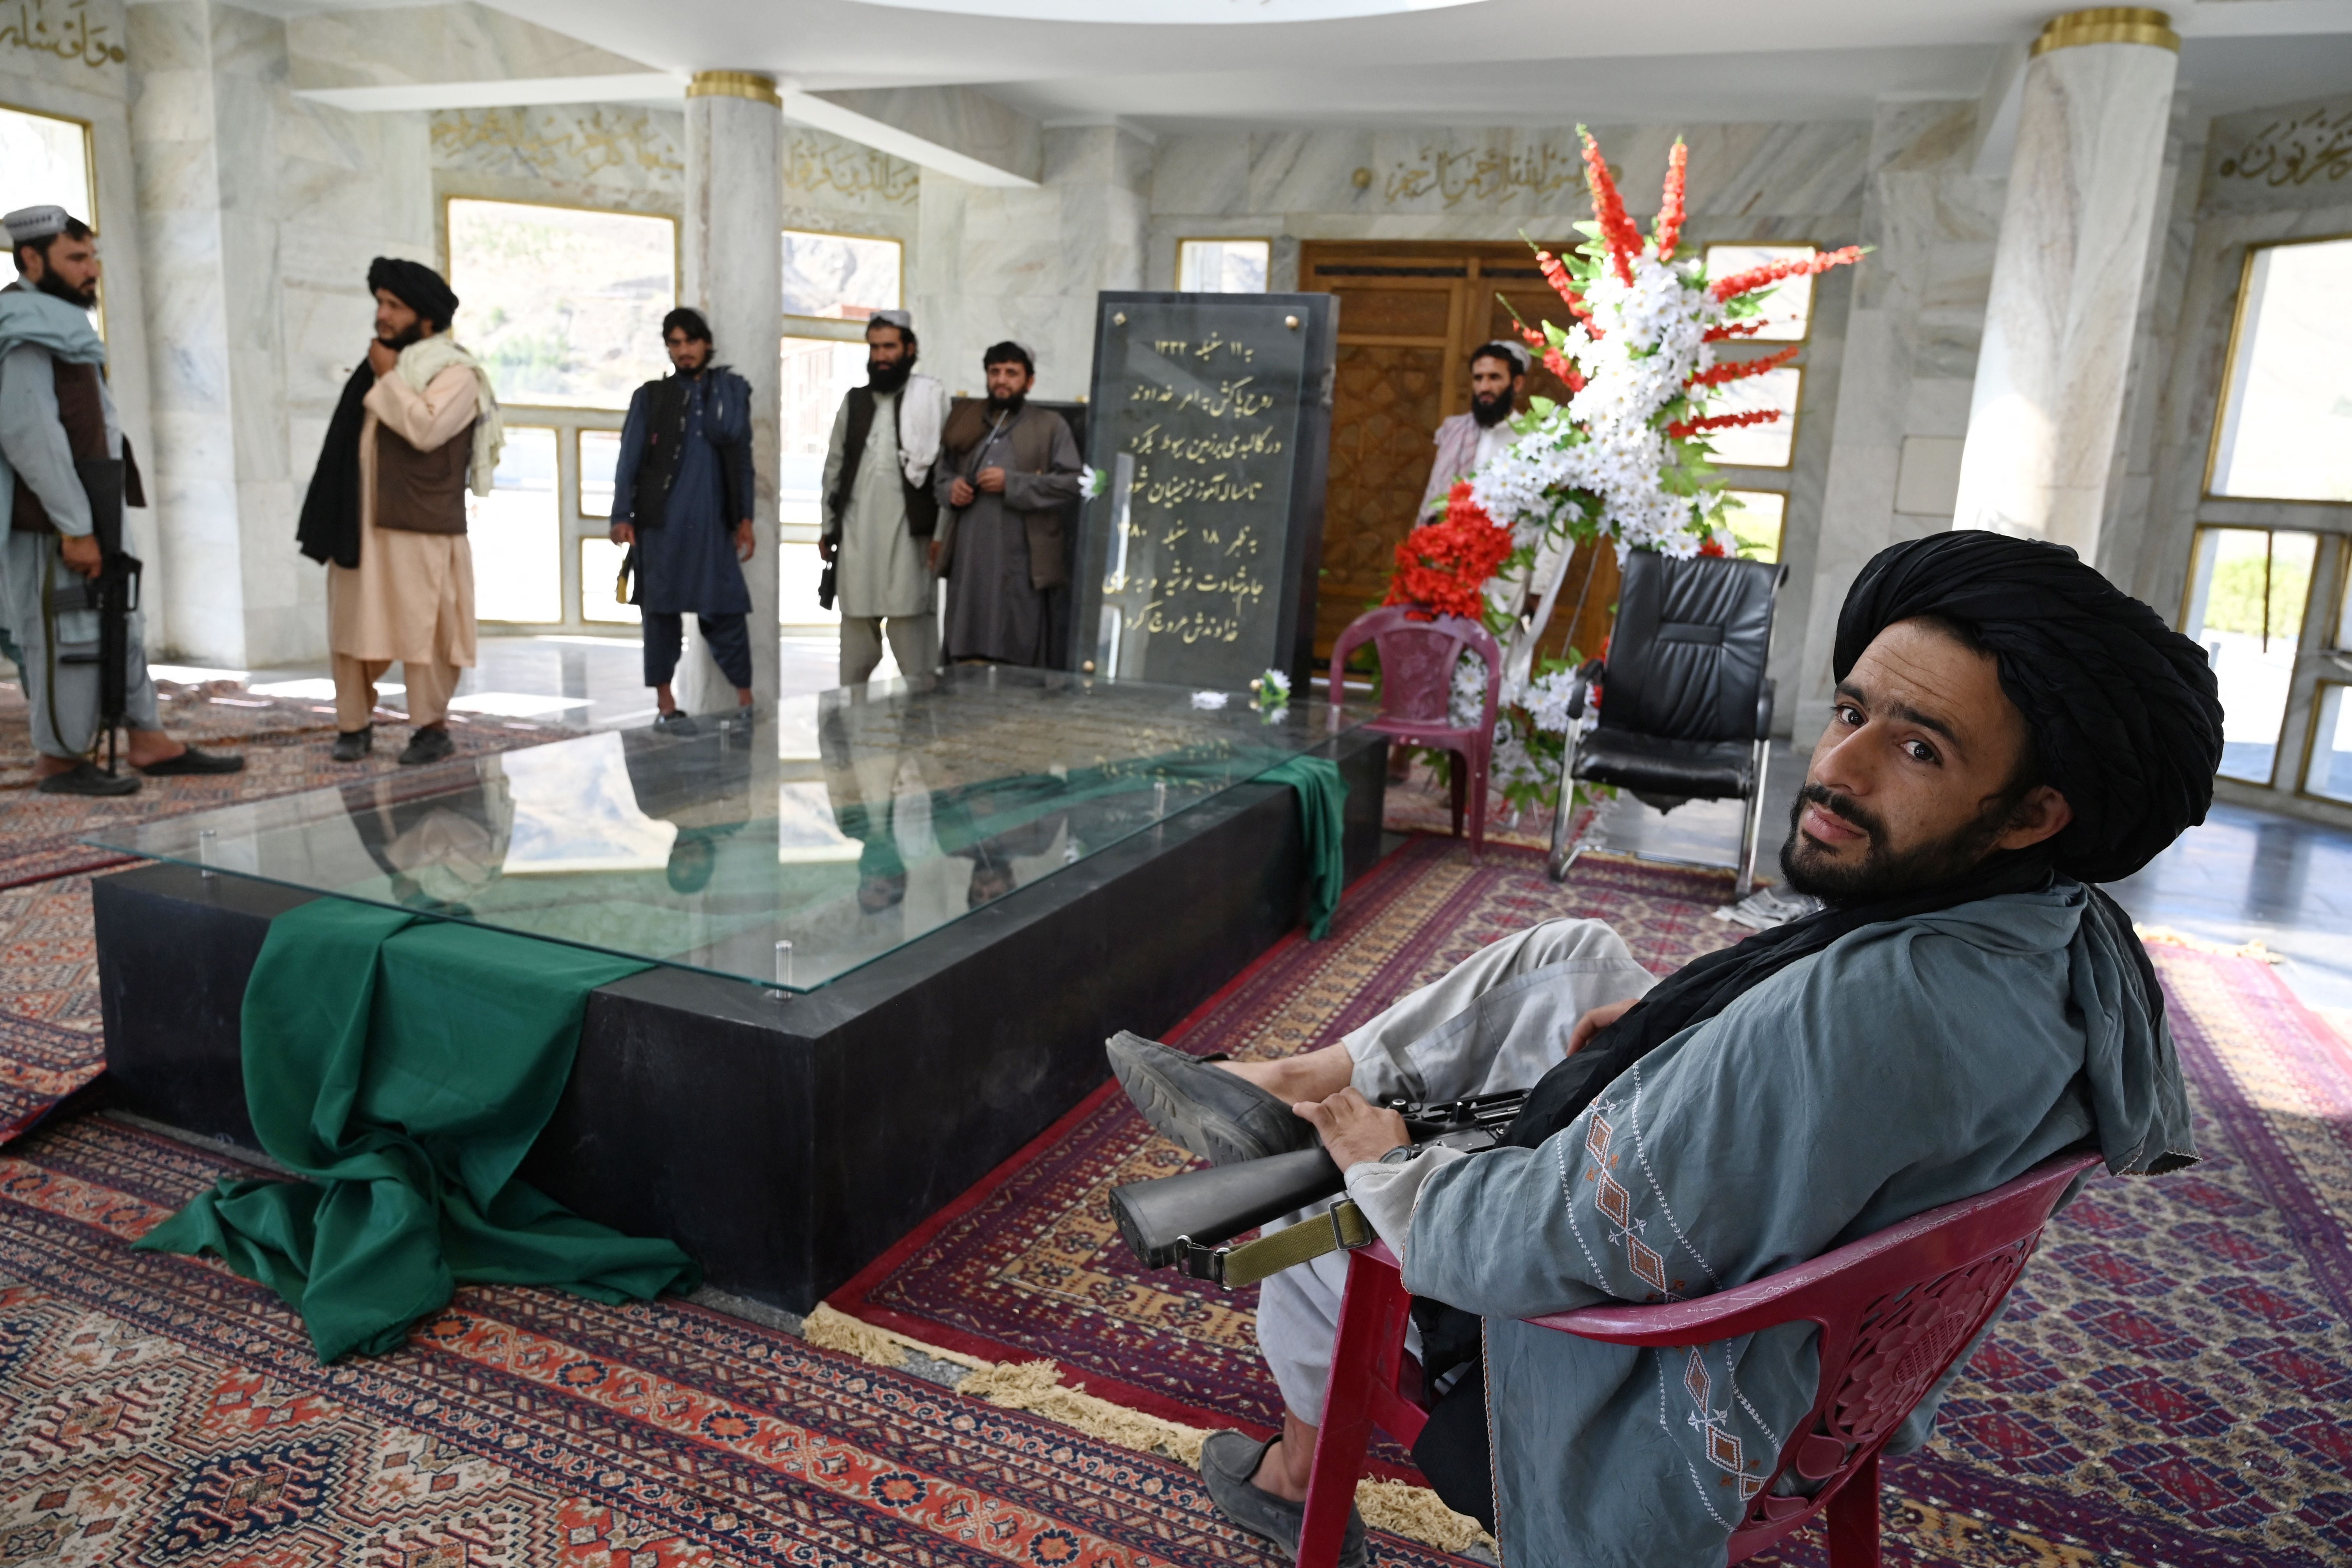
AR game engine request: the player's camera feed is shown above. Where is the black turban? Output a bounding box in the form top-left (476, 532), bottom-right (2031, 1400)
top-left (367, 256), bottom-right (458, 330)
top-left (1835, 530), bottom-right (2222, 885)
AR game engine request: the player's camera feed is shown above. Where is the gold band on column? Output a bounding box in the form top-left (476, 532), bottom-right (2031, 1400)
top-left (2031, 7), bottom-right (2179, 56)
top-left (687, 71), bottom-right (782, 108)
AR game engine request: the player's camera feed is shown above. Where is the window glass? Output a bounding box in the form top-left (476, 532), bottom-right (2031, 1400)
top-left (1721, 489), bottom-right (1785, 562)
top-left (1702, 244), bottom-right (1815, 341)
top-left (782, 230), bottom-right (901, 321)
top-left (1179, 239), bottom-right (1270, 294)
top-left (2182, 526), bottom-right (2318, 784)
top-left (779, 337), bottom-right (870, 628)
top-left (447, 199), bottom-right (675, 409)
top-left (467, 427), bottom-right (562, 623)
top-left (579, 429), bottom-right (621, 520)
top-left (1701, 367), bottom-right (1800, 468)
top-left (0, 104), bottom-right (91, 229)
top-left (2210, 237), bottom-right (2352, 501)
top-left (580, 537), bottom-right (639, 625)
top-left (2306, 685), bottom-right (2352, 804)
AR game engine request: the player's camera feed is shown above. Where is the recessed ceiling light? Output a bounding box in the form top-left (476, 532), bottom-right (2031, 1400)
top-left (850, 0), bottom-right (1483, 22)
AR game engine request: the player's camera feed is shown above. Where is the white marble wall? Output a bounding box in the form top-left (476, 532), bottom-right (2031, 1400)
top-left (129, 0), bottom-right (432, 668)
top-left (915, 125), bottom-right (1149, 403)
top-left (1793, 100), bottom-right (2009, 742)
top-left (1951, 39), bottom-right (2178, 558)
top-left (2, 0), bottom-right (164, 649)
top-left (431, 102), bottom-right (682, 218)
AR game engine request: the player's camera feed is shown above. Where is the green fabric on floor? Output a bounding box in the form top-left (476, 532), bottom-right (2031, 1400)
top-left (1262, 753), bottom-right (1347, 939)
top-left (137, 898), bottom-right (699, 1363)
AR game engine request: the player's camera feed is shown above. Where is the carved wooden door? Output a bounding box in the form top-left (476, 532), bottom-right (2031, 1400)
top-left (1301, 241), bottom-right (1591, 663)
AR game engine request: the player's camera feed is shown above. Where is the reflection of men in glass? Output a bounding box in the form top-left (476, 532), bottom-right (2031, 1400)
top-left (933, 341), bottom-right (1083, 667)
top-left (1420, 340), bottom-right (1528, 514)
top-left (298, 258), bottom-right (503, 766)
top-left (1, 205), bottom-right (242, 795)
top-left (821, 309), bottom-right (949, 687)
top-left (609, 308), bottom-right (755, 734)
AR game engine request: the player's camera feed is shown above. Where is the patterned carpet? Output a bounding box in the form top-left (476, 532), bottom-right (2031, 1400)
top-left (833, 837), bottom-right (2352, 1568)
top-left (0, 678), bottom-right (571, 1137)
top-left (0, 1113), bottom-right (1478, 1568)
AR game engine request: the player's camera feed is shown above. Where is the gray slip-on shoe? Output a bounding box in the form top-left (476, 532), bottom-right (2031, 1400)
top-left (1199, 1429), bottom-right (1368, 1568)
top-left (1106, 1030), bottom-right (1317, 1167)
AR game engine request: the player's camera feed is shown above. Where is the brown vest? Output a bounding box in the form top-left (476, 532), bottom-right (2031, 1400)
top-left (937, 400), bottom-right (1073, 590)
top-left (374, 417), bottom-right (475, 535)
top-left (11, 358), bottom-right (143, 531)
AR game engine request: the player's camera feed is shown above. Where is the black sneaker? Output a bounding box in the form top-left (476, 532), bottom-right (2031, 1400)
top-left (1199, 1431), bottom-right (1368, 1568)
top-left (35, 760), bottom-right (140, 797)
top-left (397, 725), bottom-right (455, 766)
top-left (331, 727), bottom-right (373, 762)
top-left (1106, 1031), bottom-right (1319, 1166)
top-left (137, 744), bottom-right (246, 777)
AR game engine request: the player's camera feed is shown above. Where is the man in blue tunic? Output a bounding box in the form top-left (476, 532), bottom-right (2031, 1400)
top-left (609, 308), bottom-right (756, 734)
top-left (1108, 532), bottom-right (2220, 1568)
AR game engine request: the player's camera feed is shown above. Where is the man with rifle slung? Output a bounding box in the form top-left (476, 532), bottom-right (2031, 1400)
top-left (1107, 532), bottom-right (2218, 1568)
top-left (1, 206), bottom-right (240, 796)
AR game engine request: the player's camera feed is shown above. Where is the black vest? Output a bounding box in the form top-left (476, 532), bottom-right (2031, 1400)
top-left (828, 386), bottom-right (938, 540)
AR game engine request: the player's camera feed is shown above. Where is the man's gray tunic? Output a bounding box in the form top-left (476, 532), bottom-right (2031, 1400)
top-left (1372, 881), bottom-right (2189, 1566)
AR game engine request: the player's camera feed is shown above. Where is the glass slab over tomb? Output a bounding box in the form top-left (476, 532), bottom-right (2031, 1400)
top-left (84, 667), bottom-right (1346, 992)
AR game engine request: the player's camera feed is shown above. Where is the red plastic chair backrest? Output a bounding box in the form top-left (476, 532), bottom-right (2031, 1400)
top-left (1527, 1150), bottom-right (2102, 1555)
top-left (1326, 606), bottom-right (1501, 734)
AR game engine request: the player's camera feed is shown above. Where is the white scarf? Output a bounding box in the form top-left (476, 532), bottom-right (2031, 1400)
top-left (396, 334), bottom-right (506, 497)
top-left (895, 373), bottom-right (949, 486)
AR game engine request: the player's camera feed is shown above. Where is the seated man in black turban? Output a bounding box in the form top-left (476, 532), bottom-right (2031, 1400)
top-left (1106, 530), bottom-right (2220, 1568)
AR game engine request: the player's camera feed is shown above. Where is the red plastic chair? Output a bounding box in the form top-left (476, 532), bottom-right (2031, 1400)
top-left (1327, 607), bottom-right (1502, 856)
top-left (1296, 1150), bottom-right (2102, 1567)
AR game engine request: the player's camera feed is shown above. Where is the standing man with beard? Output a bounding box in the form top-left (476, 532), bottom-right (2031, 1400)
top-left (932, 341), bottom-right (1082, 667)
top-left (1420, 340), bottom-right (1529, 514)
top-left (821, 309), bottom-right (948, 687)
top-left (298, 258), bottom-right (503, 766)
top-left (1, 205), bottom-right (242, 795)
top-left (609, 307), bottom-right (756, 734)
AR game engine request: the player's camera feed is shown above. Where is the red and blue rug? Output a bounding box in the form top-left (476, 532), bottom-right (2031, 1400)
top-left (832, 835), bottom-right (2352, 1567)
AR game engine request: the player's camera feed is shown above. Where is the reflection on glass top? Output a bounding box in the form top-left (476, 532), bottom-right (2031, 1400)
top-left (85, 667), bottom-right (1345, 992)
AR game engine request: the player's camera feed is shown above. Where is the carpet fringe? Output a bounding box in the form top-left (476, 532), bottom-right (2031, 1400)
top-left (2134, 924), bottom-right (2279, 963)
top-left (805, 1306), bottom-right (1495, 1557)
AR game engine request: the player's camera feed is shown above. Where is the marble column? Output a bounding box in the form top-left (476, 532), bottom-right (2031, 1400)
top-left (677, 71), bottom-right (783, 712)
top-left (1950, 7), bottom-right (2179, 562)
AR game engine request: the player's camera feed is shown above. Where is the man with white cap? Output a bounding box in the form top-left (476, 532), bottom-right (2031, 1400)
top-left (821, 309), bottom-right (950, 686)
top-left (2, 205), bottom-right (242, 795)
top-left (932, 339), bottom-right (1082, 667)
top-left (1420, 339), bottom-right (1530, 514)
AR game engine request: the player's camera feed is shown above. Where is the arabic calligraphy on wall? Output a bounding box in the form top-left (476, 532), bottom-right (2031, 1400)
top-left (2216, 105), bottom-right (2352, 191)
top-left (432, 106), bottom-right (682, 199)
top-left (786, 130), bottom-right (918, 208)
top-left (0, 0), bottom-right (122, 71)
top-left (1363, 142), bottom-right (1588, 208)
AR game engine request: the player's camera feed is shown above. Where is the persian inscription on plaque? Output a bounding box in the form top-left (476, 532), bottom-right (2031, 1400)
top-left (1081, 298), bottom-right (1328, 689)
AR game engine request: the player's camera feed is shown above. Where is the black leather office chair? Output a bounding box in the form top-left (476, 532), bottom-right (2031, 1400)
top-left (1547, 551), bottom-right (1785, 895)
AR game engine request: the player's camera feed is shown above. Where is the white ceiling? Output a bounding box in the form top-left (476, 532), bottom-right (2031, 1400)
top-left (293, 0), bottom-right (2352, 129)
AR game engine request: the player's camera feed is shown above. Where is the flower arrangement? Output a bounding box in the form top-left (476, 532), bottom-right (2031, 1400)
top-left (1374, 128), bottom-right (1864, 815)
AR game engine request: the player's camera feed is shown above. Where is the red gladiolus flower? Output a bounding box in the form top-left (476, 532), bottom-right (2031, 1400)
top-left (1534, 248), bottom-right (1582, 311)
top-left (1702, 321), bottom-right (1766, 343)
top-left (1385, 486), bottom-right (1514, 621)
top-left (1579, 129), bottom-right (1643, 287)
top-left (1543, 347), bottom-right (1585, 392)
top-left (1685, 344), bottom-right (1801, 390)
top-left (1698, 534), bottom-right (1727, 558)
top-left (1712, 244), bottom-right (1865, 304)
top-left (1655, 139), bottom-right (1688, 260)
top-left (1666, 408), bottom-right (1783, 439)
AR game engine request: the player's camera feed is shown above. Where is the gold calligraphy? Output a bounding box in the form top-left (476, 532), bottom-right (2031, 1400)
top-left (2218, 106), bottom-right (2352, 189)
top-left (0, 0), bottom-right (122, 69)
top-left (786, 131), bottom-right (919, 207)
top-left (432, 107), bottom-right (682, 187)
top-left (1380, 143), bottom-right (1579, 208)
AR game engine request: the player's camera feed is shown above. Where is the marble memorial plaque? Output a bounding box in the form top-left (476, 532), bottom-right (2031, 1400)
top-left (1075, 292), bottom-right (1335, 690)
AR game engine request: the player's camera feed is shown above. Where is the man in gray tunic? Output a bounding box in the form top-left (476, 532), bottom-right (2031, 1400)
top-left (932, 341), bottom-right (1082, 666)
top-left (821, 310), bottom-right (949, 687)
top-left (1109, 532), bottom-right (2219, 1568)
top-left (1, 205), bottom-right (240, 795)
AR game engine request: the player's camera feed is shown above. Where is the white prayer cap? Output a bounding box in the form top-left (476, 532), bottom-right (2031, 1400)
top-left (871, 309), bottom-right (914, 331)
top-left (3, 205), bottom-right (74, 246)
top-left (1476, 339), bottom-right (1531, 374)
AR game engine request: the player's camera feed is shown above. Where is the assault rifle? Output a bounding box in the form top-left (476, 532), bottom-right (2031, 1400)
top-left (52, 455), bottom-right (141, 773)
top-left (1109, 1089), bottom-right (1527, 1287)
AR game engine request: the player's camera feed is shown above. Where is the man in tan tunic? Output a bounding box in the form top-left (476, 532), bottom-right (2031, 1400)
top-left (298, 259), bottom-right (501, 765)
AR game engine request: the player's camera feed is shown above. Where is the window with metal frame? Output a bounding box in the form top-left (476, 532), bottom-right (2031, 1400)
top-left (2182, 524), bottom-right (2320, 785)
top-left (2207, 235), bottom-right (2352, 504)
top-left (1179, 238), bottom-right (1271, 293)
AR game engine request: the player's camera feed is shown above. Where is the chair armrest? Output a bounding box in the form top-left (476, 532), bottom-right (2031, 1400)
top-left (1755, 677), bottom-right (1776, 742)
top-left (1565, 658), bottom-right (1606, 722)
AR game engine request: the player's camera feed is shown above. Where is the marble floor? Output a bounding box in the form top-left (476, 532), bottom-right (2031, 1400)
top-left (154, 635), bottom-right (2352, 1020)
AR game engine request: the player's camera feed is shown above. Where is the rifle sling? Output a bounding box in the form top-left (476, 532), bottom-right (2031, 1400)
top-left (1214, 1199), bottom-right (1375, 1289)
